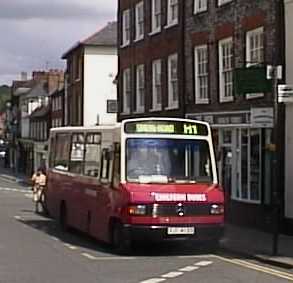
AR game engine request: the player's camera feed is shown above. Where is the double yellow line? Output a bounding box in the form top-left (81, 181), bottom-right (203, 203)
top-left (213, 255), bottom-right (293, 281)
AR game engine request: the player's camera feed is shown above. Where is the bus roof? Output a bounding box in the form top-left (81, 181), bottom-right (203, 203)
top-left (50, 124), bottom-right (121, 133)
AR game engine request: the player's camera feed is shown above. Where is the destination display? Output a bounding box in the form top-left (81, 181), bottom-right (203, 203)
top-left (124, 120), bottom-right (209, 136)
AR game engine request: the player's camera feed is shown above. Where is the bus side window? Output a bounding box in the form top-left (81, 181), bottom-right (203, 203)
top-left (112, 143), bottom-right (121, 188)
top-left (84, 133), bottom-right (101, 178)
top-left (54, 133), bottom-right (70, 171)
top-left (49, 136), bottom-right (56, 168)
top-left (69, 133), bottom-right (85, 175)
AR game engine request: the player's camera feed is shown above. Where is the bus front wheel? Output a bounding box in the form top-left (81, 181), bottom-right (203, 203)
top-left (111, 222), bottom-right (131, 255)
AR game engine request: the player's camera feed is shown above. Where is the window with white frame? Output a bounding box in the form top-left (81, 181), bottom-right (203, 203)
top-left (167, 0), bottom-right (178, 26)
top-left (123, 68), bottom-right (131, 114)
top-left (122, 9), bottom-right (130, 46)
top-left (194, 45), bottom-right (209, 103)
top-left (246, 27), bottom-right (264, 99)
top-left (135, 2), bottom-right (144, 41)
top-left (194, 0), bottom-right (207, 14)
top-left (136, 64), bottom-right (145, 112)
top-left (152, 59), bottom-right (162, 110)
top-left (218, 0), bottom-right (233, 6)
top-left (219, 37), bottom-right (233, 102)
top-left (151, 0), bottom-right (161, 33)
top-left (168, 53), bottom-right (179, 108)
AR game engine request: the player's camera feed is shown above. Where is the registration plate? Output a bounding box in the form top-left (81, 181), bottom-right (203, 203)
top-left (167, 227), bottom-right (195, 235)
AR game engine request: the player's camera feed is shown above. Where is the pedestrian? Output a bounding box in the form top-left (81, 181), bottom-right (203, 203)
top-left (31, 167), bottom-right (47, 213)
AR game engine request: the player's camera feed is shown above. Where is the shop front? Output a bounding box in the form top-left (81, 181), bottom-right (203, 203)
top-left (187, 108), bottom-right (276, 230)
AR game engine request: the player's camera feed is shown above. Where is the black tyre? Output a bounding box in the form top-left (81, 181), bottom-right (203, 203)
top-left (59, 202), bottom-right (68, 232)
top-left (111, 222), bottom-right (131, 255)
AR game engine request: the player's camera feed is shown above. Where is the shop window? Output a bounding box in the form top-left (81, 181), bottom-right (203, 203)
top-left (231, 128), bottom-right (262, 203)
top-left (69, 133), bottom-right (85, 174)
top-left (84, 133), bottom-right (101, 178)
top-left (54, 133), bottom-right (70, 171)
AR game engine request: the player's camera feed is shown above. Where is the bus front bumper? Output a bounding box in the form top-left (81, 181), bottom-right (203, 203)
top-left (122, 223), bottom-right (225, 242)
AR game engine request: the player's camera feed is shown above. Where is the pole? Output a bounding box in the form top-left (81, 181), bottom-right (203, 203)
top-left (272, 66), bottom-right (279, 256)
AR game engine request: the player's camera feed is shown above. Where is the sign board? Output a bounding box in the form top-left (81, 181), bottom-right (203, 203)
top-left (107, 100), bottom-right (118, 113)
top-left (124, 120), bottom-right (209, 136)
top-left (267, 65), bottom-right (283, 80)
top-left (234, 66), bottom-right (272, 94)
top-left (251, 108), bottom-right (274, 128)
top-left (278, 84), bottom-right (293, 103)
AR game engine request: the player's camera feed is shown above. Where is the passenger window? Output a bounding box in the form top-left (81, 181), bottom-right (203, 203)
top-left (112, 143), bottom-right (121, 188)
top-left (54, 133), bottom-right (70, 171)
top-left (84, 133), bottom-right (101, 177)
top-left (69, 133), bottom-right (85, 174)
top-left (49, 136), bottom-right (56, 168)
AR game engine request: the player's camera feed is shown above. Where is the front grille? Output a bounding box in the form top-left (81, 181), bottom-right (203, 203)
top-left (145, 203), bottom-right (211, 217)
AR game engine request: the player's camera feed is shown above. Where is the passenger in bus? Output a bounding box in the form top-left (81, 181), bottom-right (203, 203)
top-left (31, 167), bottom-right (47, 213)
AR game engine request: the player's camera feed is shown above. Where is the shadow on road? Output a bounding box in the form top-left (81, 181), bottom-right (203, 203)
top-left (15, 212), bottom-right (221, 257)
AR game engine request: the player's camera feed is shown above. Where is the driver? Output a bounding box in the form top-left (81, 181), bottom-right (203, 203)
top-left (127, 147), bottom-right (170, 178)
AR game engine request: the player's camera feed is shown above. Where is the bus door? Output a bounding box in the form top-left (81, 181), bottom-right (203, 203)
top-left (95, 146), bottom-right (114, 241)
top-left (68, 133), bottom-right (86, 229)
top-left (78, 133), bottom-right (102, 234)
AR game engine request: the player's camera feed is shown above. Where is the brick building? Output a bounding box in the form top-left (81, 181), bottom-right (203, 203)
top-left (118, 0), bottom-right (185, 120)
top-left (184, 0), bottom-right (285, 230)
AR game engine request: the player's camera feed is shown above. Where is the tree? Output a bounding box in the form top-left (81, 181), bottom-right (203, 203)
top-left (0, 85), bottom-right (11, 112)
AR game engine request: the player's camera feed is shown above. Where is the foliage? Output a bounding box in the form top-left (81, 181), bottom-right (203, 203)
top-left (0, 85), bottom-right (11, 112)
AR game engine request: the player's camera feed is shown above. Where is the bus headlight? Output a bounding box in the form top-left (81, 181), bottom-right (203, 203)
top-left (210, 204), bottom-right (224, 215)
top-left (128, 205), bottom-right (147, 216)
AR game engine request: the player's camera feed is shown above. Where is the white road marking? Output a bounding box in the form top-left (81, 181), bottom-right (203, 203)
top-left (140, 279), bottom-right (166, 283)
top-left (195, 260), bottom-right (213, 266)
top-left (178, 254), bottom-right (214, 259)
top-left (51, 236), bottom-right (60, 241)
top-left (161, 271), bottom-right (183, 278)
top-left (14, 215), bottom-right (24, 221)
top-left (179, 266), bottom-right (200, 272)
top-left (81, 253), bottom-right (99, 260)
top-left (64, 243), bottom-right (78, 250)
top-left (213, 255), bottom-right (293, 281)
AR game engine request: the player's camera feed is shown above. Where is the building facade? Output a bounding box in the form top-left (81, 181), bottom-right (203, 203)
top-left (10, 70), bottom-right (64, 176)
top-left (63, 22), bottom-right (118, 127)
top-left (117, 0), bottom-right (185, 120)
top-left (184, 0), bottom-right (285, 230)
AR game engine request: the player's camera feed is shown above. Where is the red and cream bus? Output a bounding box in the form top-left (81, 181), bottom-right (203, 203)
top-left (45, 118), bottom-right (224, 251)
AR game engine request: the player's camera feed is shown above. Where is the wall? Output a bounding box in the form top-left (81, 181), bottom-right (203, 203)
top-left (83, 46), bottom-right (117, 126)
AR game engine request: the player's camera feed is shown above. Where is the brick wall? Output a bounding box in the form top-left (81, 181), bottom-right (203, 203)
top-left (184, 0), bottom-right (284, 114)
top-left (118, 0), bottom-right (185, 121)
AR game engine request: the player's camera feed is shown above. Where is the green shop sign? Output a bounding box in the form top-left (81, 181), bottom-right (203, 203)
top-left (234, 66), bottom-right (272, 94)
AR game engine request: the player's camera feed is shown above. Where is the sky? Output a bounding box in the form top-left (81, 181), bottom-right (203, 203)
top-left (0, 0), bottom-right (117, 86)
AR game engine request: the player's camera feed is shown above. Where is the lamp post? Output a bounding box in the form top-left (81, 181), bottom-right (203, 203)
top-left (268, 65), bottom-right (282, 256)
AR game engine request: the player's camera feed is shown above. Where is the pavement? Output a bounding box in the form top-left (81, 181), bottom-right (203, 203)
top-left (0, 165), bottom-right (292, 269)
top-left (0, 165), bottom-right (30, 185)
top-left (221, 224), bottom-right (293, 268)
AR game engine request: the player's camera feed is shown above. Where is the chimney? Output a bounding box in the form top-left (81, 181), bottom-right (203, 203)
top-left (32, 71), bottom-right (47, 82)
top-left (47, 69), bottom-right (64, 94)
top-left (20, 72), bottom-right (27, 81)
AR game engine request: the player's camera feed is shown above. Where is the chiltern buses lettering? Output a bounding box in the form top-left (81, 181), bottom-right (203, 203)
top-left (153, 193), bottom-right (207, 202)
